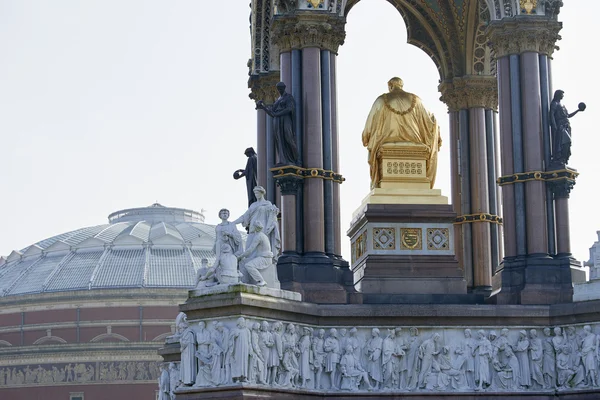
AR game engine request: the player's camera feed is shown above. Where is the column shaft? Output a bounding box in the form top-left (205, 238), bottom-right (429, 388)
top-left (539, 54), bottom-right (556, 255)
top-left (509, 55), bottom-right (527, 256)
top-left (485, 109), bottom-right (500, 274)
top-left (498, 57), bottom-right (517, 258)
top-left (469, 108), bottom-right (492, 288)
top-left (459, 109), bottom-right (473, 286)
top-left (280, 52), bottom-right (292, 87)
top-left (321, 50), bottom-right (334, 255)
top-left (291, 49), bottom-right (304, 254)
top-left (520, 52), bottom-right (548, 256)
top-left (281, 194), bottom-right (297, 252)
top-left (257, 109), bottom-right (267, 187)
top-left (555, 197), bottom-right (571, 256)
top-left (265, 114), bottom-right (276, 203)
top-left (330, 52), bottom-right (342, 256)
top-left (493, 112), bottom-right (504, 262)
top-left (449, 111), bottom-right (464, 272)
top-left (302, 47), bottom-right (325, 253)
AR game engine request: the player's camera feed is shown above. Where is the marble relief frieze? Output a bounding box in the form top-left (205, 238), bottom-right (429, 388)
top-left (169, 315), bottom-right (600, 394)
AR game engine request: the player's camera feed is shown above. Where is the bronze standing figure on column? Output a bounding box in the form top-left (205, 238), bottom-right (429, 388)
top-left (257, 82), bottom-right (299, 166)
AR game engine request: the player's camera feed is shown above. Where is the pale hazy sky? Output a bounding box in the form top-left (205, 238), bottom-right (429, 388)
top-left (1, 1), bottom-right (598, 266)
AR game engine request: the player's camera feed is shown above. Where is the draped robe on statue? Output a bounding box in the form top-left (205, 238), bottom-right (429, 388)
top-left (362, 89), bottom-right (441, 189)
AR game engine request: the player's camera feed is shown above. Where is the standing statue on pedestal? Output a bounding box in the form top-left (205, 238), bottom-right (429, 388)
top-left (233, 147), bottom-right (258, 207)
top-left (256, 82), bottom-right (299, 166)
top-left (180, 321), bottom-right (197, 386)
top-left (362, 77), bottom-right (442, 189)
top-left (549, 90), bottom-right (586, 165)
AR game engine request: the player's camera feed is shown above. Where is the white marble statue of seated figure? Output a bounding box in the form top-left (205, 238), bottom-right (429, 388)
top-left (237, 220), bottom-right (274, 287)
top-left (195, 244), bottom-right (241, 288)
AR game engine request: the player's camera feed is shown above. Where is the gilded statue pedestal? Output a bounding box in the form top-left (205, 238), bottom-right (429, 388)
top-left (357, 142), bottom-right (448, 215)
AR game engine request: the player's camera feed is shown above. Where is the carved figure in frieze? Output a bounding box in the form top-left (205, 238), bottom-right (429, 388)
top-left (340, 345), bottom-right (373, 391)
top-left (216, 322), bottom-right (231, 384)
top-left (298, 326), bottom-right (313, 388)
top-left (136, 362), bottom-right (148, 380)
top-left (348, 327), bottom-right (364, 370)
top-left (85, 365), bottom-right (94, 382)
top-left (393, 327), bottom-right (408, 389)
top-left (365, 328), bottom-right (383, 390)
top-left (556, 346), bottom-right (586, 388)
top-left (259, 321), bottom-right (274, 384)
top-left (513, 330), bottom-right (531, 388)
top-left (474, 330), bottom-right (492, 391)
top-left (149, 362), bottom-right (159, 381)
top-left (493, 347), bottom-right (520, 390)
top-left (280, 323), bottom-right (300, 388)
top-left (158, 364), bottom-right (170, 400)
top-left (580, 325), bottom-right (598, 387)
top-left (172, 312), bottom-right (187, 341)
top-left (116, 362), bottom-right (126, 381)
top-left (417, 333), bottom-right (440, 389)
top-left (168, 362), bottom-right (180, 400)
top-left (312, 328), bottom-right (326, 389)
top-left (565, 326), bottom-right (581, 371)
top-left (405, 327), bottom-right (421, 390)
top-left (231, 317), bottom-right (253, 383)
top-left (194, 321), bottom-right (213, 387)
top-left (65, 363), bottom-right (74, 382)
top-left (24, 366), bottom-right (33, 384)
top-left (455, 329), bottom-right (476, 389)
top-left (324, 328), bottom-right (341, 390)
top-left (382, 328), bottom-right (398, 389)
top-left (433, 346), bottom-right (465, 391)
top-left (542, 328), bottom-right (556, 389)
top-left (127, 362), bottom-right (136, 381)
top-left (249, 322), bottom-right (265, 384)
top-left (180, 320), bottom-right (197, 386)
top-left (268, 321), bottom-right (284, 385)
top-left (529, 329), bottom-right (544, 388)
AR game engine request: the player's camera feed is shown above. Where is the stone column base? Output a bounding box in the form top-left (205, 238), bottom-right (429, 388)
top-left (494, 256), bottom-right (575, 305)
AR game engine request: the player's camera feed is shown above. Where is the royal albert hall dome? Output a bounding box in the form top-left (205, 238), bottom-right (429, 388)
top-left (0, 204), bottom-right (224, 400)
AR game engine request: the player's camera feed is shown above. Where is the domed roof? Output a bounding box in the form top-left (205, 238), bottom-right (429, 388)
top-left (0, 205), bottom-right (232, 297)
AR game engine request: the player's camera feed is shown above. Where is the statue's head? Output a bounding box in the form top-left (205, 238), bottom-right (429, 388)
top-left (276, 81), bottom-right (286, 95)
top-left (388, 77), bottom-right (404, 92)
top-left (253, 186), bottom-right (266, 199)
top-left (250, 220), bottom-right (264, 233)
top-left (244, 147), bottom-right (256, 157)
top-left (218, 208), bottom-right (230, 220)
top-left (554, 89), bottom-right (564, 101)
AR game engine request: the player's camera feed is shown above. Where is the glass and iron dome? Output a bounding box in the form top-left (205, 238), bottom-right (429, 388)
top-left (0, 204), bottom-right (226, 297)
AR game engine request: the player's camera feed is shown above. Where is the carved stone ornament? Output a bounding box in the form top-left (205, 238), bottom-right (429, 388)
top-left (486, 18), bottom-right (562, 58)
top-left (248, 71), bottom-right (280, 104)
top-left (271, 14), bottom-right (346, 53)
top-left (439, 76), bottom-right (498, 111)
top-left (174, 316), bottom-right (600, 394)
top-left (275, 175), bottom-right (303, 196)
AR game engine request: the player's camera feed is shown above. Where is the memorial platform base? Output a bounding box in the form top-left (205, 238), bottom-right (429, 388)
top-left (348, 203), bottom-right (467, 299)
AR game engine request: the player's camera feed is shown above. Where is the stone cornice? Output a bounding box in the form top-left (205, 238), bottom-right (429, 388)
top-left (271, 13), bottom-right (346, 53)
top-left (248, 71), bottom-right (280, 105)
top-left (439, 76), bottom-right (498, 111)
top-left (486, 16), bottom-right (562, 58)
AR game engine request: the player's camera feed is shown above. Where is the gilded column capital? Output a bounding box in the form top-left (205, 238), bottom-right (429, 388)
top-left (271, 14), bottom-right (346, 53)
top-left (439, 76), bottom-right (498, 112)
top-left (248, 71), bottom-right (281, 104)
top-left (486, 17), bottom-right (562, 58)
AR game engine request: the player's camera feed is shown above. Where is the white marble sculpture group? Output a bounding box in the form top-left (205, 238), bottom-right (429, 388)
top-left (195, 186), bottom-right (281, 290)
top-left (166, 316), bottom-right (600, 394)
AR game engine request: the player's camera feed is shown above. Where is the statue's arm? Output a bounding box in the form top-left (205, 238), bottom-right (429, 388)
top-left (272, 97), bottom-right (294, 118)
top-left (568, 110), bottom-right (580, 118)
top-left (549, 103), bottom-right (558, 131)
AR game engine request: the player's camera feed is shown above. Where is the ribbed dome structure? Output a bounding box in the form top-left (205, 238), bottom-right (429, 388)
top-left (0, 204), bottom-right (228, 297)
